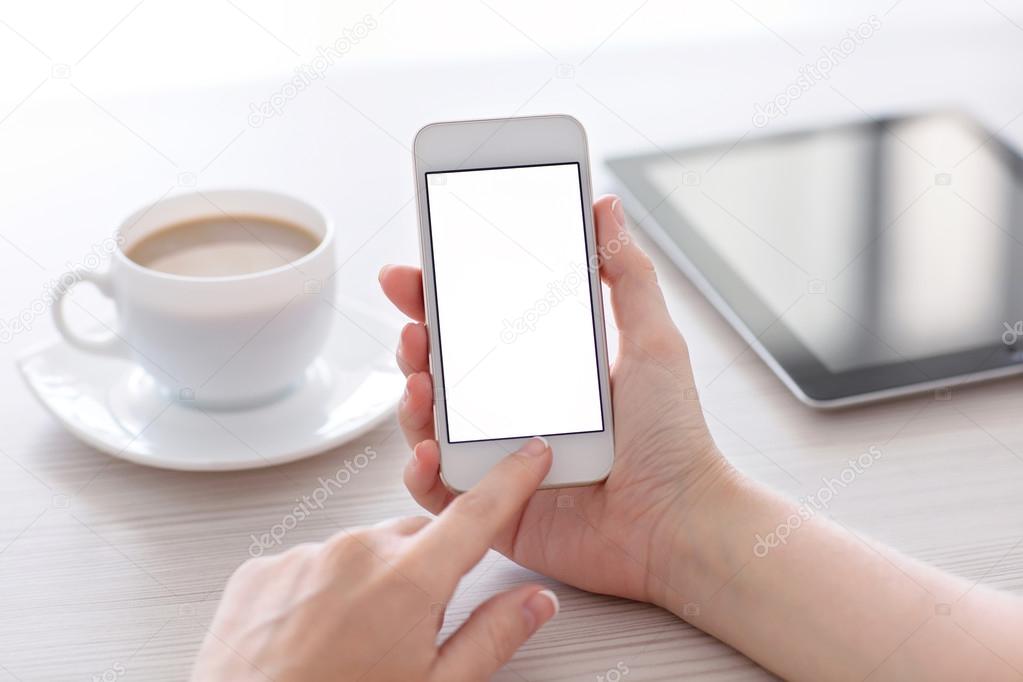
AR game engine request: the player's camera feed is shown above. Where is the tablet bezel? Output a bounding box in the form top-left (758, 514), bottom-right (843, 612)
top-left (607, 113), bottom-right (1023, 407)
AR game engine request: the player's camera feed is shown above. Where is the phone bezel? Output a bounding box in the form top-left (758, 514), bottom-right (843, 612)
top-left (412, 114), bottom-right (615, 492)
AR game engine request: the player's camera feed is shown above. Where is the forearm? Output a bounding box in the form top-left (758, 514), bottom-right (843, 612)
top-left (653, 469), bottom-right (1023, 681)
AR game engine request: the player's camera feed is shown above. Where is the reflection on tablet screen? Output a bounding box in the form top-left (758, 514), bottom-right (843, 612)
top-left (643, 113), bottom-right (1023, 373)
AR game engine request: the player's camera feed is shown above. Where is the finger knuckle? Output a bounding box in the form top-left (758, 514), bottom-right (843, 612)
top-left (450, 490), bottom-right (494, 519)
top-left (405, 514), bottom-right (432, 528)
top-left (626, 252), bottom-right (658, 286)
top-left (481, 608), bottom-right (519, 661)
top-left (279, 542), bottom-right (318, 562)
top-left (633, 248), bottom-right (657, 276)
top-left (398, 403), bottom-right (427, 431)
top-left (387, 514), bottom-right (431, 535)
top-left (397, 407), bottom-right (416, 430)
top-left (230, 555), bottom-right (270, 583)
top-left (648, 328), bottom-right (688, 359)
top-left (321, 528), bottom-right (367, 562)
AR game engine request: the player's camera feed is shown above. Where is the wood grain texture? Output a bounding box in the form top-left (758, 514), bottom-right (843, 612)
top-left (2, 222), bottom-right (1021, 681)
top-left (3, 26), bottom-right (1023, 682)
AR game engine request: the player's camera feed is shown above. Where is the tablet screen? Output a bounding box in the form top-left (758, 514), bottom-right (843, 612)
top-left (641, 113), bottom-right (1023, 373)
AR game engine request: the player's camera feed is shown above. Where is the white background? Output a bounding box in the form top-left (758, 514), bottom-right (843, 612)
top-left (1, 1), bottom-right (1011, 101)
top-left (427, 164), bottom-right (604, 442)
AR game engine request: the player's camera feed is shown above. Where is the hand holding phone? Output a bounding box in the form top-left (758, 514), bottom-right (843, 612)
top-left (381, 190), bottom-right (732, 605)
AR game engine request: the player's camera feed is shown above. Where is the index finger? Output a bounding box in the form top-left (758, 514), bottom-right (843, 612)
top-left (412, 437), bottom-right (551, 588)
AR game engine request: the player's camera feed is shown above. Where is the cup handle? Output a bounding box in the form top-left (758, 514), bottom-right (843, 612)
top-left (51, 268), bottom-right (127, 357)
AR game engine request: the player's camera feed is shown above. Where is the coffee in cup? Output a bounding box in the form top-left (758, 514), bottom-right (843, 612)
top-left (125, 215), bottom-right (322, 278)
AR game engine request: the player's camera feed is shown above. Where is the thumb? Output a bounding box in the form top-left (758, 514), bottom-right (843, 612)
top-left (431, 586), bottom-right (558, 681)
top-left (593, 195), bottom-right (683, 353)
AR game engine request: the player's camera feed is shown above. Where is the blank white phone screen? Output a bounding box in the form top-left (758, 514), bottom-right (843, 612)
top-left (425, 163), bottom-right (605, 444)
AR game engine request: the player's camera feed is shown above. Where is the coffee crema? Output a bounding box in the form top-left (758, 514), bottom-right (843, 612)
top-left (126, 216), bottom-right (320, 277)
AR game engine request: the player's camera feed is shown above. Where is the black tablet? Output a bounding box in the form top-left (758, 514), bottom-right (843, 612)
top-left (608, 112), bottom-right (1023, 407)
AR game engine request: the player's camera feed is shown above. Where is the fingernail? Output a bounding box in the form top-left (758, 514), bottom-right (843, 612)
top-left (411, 445), bottom-right (421, 467)
top-left (521, 436), bottom-right (549, 457)
top-left (378, 265), bottom-right (392, 283)
top-left (611, 198), bottom-right (625, 228)
top-left (523, 589), bottom-right (559, 631)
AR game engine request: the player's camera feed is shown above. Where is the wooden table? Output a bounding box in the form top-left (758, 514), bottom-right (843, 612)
top-left (2, 19), bottom-right (1023, 681)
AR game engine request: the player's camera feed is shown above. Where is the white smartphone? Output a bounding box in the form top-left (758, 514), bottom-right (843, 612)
top-left (412, 114), bottom-right (615, 492)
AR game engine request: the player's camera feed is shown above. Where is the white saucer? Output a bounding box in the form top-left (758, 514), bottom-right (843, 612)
top-left (17, 302), bottom-right (404, 471)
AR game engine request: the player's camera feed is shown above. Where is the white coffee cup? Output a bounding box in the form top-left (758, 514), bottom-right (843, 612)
top-left (52, 189), bottom-right (335, 409)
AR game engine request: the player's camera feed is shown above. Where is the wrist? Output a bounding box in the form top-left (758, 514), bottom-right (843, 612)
top-left (645, 456), bottom-right (753, 614)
